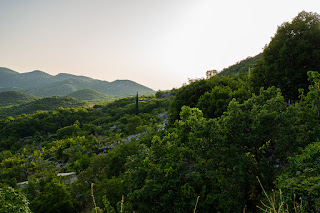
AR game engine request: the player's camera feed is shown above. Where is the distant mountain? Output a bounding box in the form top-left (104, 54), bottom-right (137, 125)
top-left (54, 73), bottom-right (94, 82)
top-left (0, 91), bottom-right (39, 107)
top-left (0, 68), bottom-right (155, 97)
top-left (0, 96), bottom-right (88, 119)
top-left (0, 67), bottom-right (19, 87)
top-left (218, 53), bottom-right (262, 77)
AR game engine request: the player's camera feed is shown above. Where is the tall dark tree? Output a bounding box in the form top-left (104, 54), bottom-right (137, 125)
top-left (135, 92), bottom-right (139, 115)
top-left (251, 11), bottom-right (320, 101)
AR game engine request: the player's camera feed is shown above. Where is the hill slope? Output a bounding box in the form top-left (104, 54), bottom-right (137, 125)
top-left (0, 96), bottom-right (88, 119)
top-left (0, 91), bottom-right (39, 107)
top-left (67, 88), bottom-right (114, 102)
top-left (218, 53), bottom-right (262, 77)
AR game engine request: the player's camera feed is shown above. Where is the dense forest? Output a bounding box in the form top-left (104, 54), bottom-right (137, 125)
top-left (1, 11), bottom-right (320, 213)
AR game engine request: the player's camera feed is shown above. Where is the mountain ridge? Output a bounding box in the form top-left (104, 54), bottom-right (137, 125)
top-left (0, 68), bottom-right (155, 97)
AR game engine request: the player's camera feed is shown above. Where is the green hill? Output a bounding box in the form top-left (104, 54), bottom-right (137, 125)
top-left (0, 96), bottom-right (88, 119)
top-left (25, 79), bottom-right (80, 97)
top-left (0, 91), bottom-right (39, 107)
top-left (218, 53), bottom-right (262, 77)
top-left (67, 88), bottom-right (115, 102)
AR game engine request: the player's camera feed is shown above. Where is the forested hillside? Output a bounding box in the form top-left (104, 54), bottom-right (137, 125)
top-left (218, 53), bottom-right (262, 77)
top-left (1, 11), bottom-right (320, 213)
top-left (0, 96), bottom-right (88, 119)
top-left (0, 91), bottom-right (38, 107)
top-left (67, 89), bottom-right (121, 103)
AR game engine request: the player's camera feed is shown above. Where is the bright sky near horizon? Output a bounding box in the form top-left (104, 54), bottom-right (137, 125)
top-left (0, 0), bottom-right (319, 90)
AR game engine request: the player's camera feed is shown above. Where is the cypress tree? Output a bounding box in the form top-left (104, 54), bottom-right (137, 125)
top-left (135, 92), bottom-right (139, 115)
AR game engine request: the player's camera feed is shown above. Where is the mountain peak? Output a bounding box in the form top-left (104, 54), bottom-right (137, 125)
top-left (23, 70), bottom-right (53, 78)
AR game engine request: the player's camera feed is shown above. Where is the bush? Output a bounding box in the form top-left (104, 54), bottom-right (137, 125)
top-left (0, 186), bottom-right (31, 213)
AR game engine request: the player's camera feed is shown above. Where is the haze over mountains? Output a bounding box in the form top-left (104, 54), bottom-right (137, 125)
top-left (0, 67), bottom-right (155, 97)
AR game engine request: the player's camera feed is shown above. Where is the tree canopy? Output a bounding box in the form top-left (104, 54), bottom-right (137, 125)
top-left (251, 11), bottom-right (320, 101)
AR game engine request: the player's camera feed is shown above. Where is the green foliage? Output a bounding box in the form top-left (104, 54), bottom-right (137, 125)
top-left (0, 96), bottom-right (88, 119)
top-left (67, 88), bottom-right (118, 103)
top-left (118, 106), bottom-right (255, 212)
top-left (197, 85), bottom-right (250, 118)
top-left (276, 141), bottom-right (320, 212)
top-left (56, 120), bottom-right (80, 139)
top-left (197, 85), bottom-right (233, 118)
top-left (25, 171), bottom-right (77, 213)
top-left (102, 196), bottom-right (116, 213)
top-left (295, 71), bottom-right (320, 144)
top-left (0, 186), bottom-right (31, 213)
top-left (270, 72), bottom-right (320, 213)
top-left (0, 152), bottom-right (27, 186)
top-left (221, 87), bottom-right (300, 167)
top-left (125, 115), bottom-right (142, 135)
top-left (251, 11), bottom-right (320, 101)
top-left (0, 93), bottom-right (168, 212)
top-left (169, 75), bottom-right (245, 123)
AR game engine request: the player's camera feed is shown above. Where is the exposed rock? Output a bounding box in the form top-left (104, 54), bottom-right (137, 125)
top-left (157, 112), bottom-right (168, 120)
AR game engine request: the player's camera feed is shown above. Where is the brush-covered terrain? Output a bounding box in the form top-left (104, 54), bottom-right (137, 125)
top-left (1, 11), bottom-right (320, 213)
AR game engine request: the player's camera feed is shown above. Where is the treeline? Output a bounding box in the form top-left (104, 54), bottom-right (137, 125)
top-left (1, 11), bottom-right (320, 213)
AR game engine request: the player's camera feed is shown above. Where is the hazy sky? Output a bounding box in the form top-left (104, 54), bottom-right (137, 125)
top-left (1, 0), bottom-right (319, 90)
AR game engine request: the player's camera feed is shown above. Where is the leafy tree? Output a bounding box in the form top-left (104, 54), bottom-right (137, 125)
top-left (25, 171), bottom-right (77, 213)
top-left (155, 90), bottom-right (172, 99)
top-left (169, 76), bottom-right (242, 123)
top-left (197, 85), bottom-right (250, 118)
top-left (206, 69), bottom-right (218, 79)
top-left (197, 86), bottom-right (233, 118)
top-left (295, 71), bottom-right (320, 145)
top-left (56, 120), bottom-right (80, 139)
top-left (121, 106), bottom-right (253, 212)
top-left (0, 187), bottom-right (31, 213)
top-left (0, 153), bottom-right (27, 186)
top-left (102, 195), bottom-right (116, 213)
top-left (125, 115), bottom-right (142, 134)
top-left (251, 11), bottom-right (320, 101)
top-left (276, 141), bottom-right (320, 212)
top-left (219, 87), bottom-right (298, 167)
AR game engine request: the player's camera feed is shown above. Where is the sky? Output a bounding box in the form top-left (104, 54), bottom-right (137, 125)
top-left (0, 0), bottom-right (320, 90)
